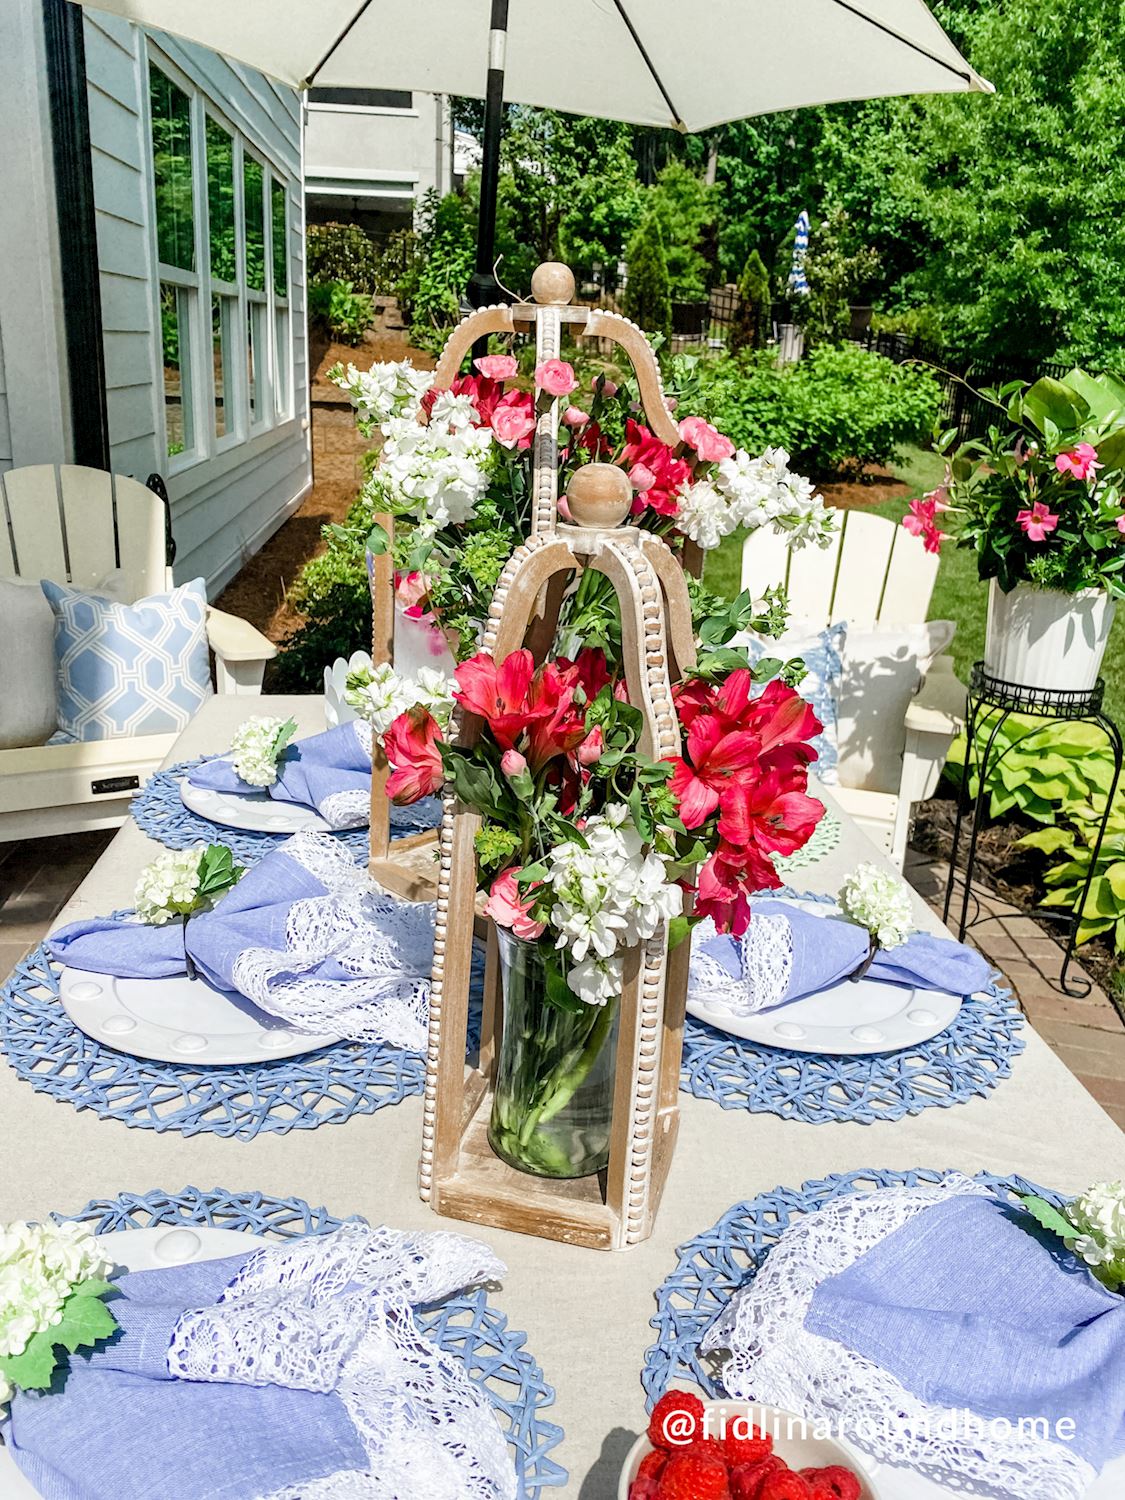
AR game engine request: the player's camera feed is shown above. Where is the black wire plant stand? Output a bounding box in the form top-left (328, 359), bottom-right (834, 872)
top-left (943, 663), bottom-right (1124, 998)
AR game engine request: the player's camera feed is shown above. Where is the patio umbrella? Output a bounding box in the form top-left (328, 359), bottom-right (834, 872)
top-left (788, 211), bottom-right (812, 297)
top-left (73, 0), bottom-right (991, 304)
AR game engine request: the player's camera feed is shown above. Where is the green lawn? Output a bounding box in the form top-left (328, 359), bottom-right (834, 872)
top-left (705, 443), bottom-right (1125, 723)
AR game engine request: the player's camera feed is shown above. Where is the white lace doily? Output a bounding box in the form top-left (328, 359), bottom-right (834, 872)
top-left (702, 1174), bottom-right (1095, 1500)
top-left (688, 913), bottom-right (794, 1018)
top-left (169, 1223), bottom-right (516, 1500)
top-left (230, 832), bottom-right (434, 1046)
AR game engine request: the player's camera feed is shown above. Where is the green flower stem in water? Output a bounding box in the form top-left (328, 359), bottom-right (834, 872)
top-left (488, 929), bottom-right (619, 1179)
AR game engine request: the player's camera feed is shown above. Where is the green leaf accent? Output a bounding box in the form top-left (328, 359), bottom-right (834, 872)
top-left (0, 1285), bottom-right (119, 1392)
top-left (365, 521), bottom-right (391, 555)
top-left (271, 717), bottom-right (298, 758)
top-left (667, 913), bottom-right (695, 951)
top-left (1019, 1194), bottom-right (1074, 1241)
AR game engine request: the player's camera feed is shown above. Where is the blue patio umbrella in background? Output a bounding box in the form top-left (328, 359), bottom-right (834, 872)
top-left (788, 211), bottom-right (812, 298)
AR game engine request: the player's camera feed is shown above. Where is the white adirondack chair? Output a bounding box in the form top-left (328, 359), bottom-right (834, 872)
top-left (0, 464), bottom-right (276, 841)
top-left (742, 508), bottom-right (965, 867)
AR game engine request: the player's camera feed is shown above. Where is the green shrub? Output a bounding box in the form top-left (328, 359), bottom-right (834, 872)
top-left (396, 188), bottom-right (475, 353)
top-left (307, 223), bottom-right (385, 294)
top-left (870, 304), bottom-right (947, 351)
top-left (697, 342), bottom-right (942, 478)
top-left (623, 212), bottom-right (672, 344)
top-left (645, 160), bottom-right (717, 302)
top-left (271, 502), bottom-right (371, 691)
top-left (729, 249), bottom-right (771, 353)
top-left (308, 280), bottom-right (374, 344)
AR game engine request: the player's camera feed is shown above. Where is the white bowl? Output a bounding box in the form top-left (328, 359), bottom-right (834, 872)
top-left (618, 1399), bottom-right (882, 1498)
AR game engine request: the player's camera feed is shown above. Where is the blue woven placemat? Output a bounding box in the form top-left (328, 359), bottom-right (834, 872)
top-left (131, 757), bottom-right (441, 864)
top-left (642, 1167), bottom-right (1056, 1407)
top-left (680, 886), bottom-right (1025, 1124)
top-left (51, 1186), bottom-right (565, 1496)
top-left (0, 942), bottom-right (425, 1138)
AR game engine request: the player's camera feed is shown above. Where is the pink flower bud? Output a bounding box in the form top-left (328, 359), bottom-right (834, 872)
top-left (501, 749), bottom-right (528, 778)
top-left (563, 406), bottom-right (589, 426)
top-left (628, 462), bottom-right (656, 494)
top-left (592, 376), bottom-right (618, 397)
top-left (576, 726), bottom-right (604, 766)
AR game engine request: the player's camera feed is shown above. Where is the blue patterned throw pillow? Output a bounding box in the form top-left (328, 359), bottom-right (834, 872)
top-left (41, 578), bottom-right (212, 740)
top-left (736, 622), bottom-right (847, 784)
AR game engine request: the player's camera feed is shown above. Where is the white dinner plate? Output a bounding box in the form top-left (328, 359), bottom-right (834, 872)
top-left (688, 971), bottom-right (964, 1055)
top-left (0, 1227), bottom-right (266, 1498)
top-left (59, 966), bottom-right (342, 1064)
top-left (688, 899), bottom-right (964, 1055)
top-left (179, 759), bottom-right (332, 834)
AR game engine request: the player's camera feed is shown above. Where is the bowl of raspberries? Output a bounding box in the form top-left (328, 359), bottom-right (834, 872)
top-left (619, 1389), bottom-right (880, 1500)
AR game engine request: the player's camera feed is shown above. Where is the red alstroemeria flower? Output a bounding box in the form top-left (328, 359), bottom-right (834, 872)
top-left (525, 664), bottom-right (587, 771)
top-left (694, 844), bottom-right (778, 934)
top-left (718, 773), bottom-right (825, 860)
top-left (384, 708), bottom-right (444, 804)
top-left (747, 677), bottom-right (823, 752)
top-left (621, 419), bottom-right (691, 517)
top-left (555, 647), bottom-right (613, 705)
top-left (667, 717), bottom-right (763, 828)
top-left (453, 650), bottom-right (550, 751)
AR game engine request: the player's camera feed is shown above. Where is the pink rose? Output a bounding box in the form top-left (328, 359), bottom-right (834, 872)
top-left (394, 570), bottom-right (430, 616)
top-left (575, 726), bottom-right (604, 766)
top-left (483, 868), bottom-right (545, 941)
top-left (535, 359), bottom-right (577, 398)
top-left (628, 462), bottom-right (656, 493)
top-left (563, 406), bottom-right (589, 427)
top-left (473, 354), bottom-right (518, 381)
top-left (500, 749), bottom-right (528, 777)
top-left (490, 392), bottom-right (536, 450)
top-left (678, 416), bottom-right (735, 463)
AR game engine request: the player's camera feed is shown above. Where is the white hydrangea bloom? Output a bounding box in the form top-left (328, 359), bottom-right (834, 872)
top-left (1066, 1181), bottom-right (1125, 1270)
top-left (545, 804), bottom-right (681, 1004)
top-left (345, 663), bottom-right (454, 735)
top-left (838, 862), bottom-right (914, 950)
top-left (230, 715), bottom-right (290, 787)
top-left (0, 1220), bottom-right (113, 1364)
top-left (134, 845), bottom-right (208, 925)
top-left (328, 359), bottom-right (430, 430)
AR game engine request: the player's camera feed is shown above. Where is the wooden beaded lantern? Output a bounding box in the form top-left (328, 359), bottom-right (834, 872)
top-left (416, 263), bottom-right (698, 1250)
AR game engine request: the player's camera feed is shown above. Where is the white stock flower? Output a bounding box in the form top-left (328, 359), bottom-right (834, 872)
top-left (838, 862), bottom-right (914, 950)
top-left (230, 715), bottom-right (291, 787)
top-left (674, 478), bottom-right (739, 551)
top-left (345, 663), bottom-right (455, 735)
top-left (545, 805), bottom-right (681, 1003)
top-left (134, 845), bottom-right (208, 925)
top-left (328, 359), bottom-right (430, 429)
top-left (378, 414), bottom-right (493, 528)
top-left (715, 446), bottom-right (836, 551)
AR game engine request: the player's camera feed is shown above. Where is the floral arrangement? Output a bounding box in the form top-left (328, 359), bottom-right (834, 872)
top-left (329, 353), bottom-right (835, 660)
top-left (1021, 1179), bottom-right (1125, 1291)
top-left (134, 844), bottom-right (242, 926)
top-left (901, 370), bottom-right (1125, 595)
top-left (837, 863), bottom-right (914, 951)
top-left (0, 1220), bottom-right (118, 1407)
top-left (229, 715), bottom-right (298, 787)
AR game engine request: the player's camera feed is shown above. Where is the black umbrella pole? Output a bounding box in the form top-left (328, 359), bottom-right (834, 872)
top-left (469, 0), bottom-right (509, 360)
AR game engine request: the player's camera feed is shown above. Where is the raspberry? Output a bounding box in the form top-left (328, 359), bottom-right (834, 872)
top-left (721, 1420), bottom-right (773, 1468)
top-left (658, 1450), bottom-right (731, 1500)
top-left (730, 1457), bottom-right (784, 1500)
top-left (799, 1467), bottom-right (861, 1500)
top-left (757, 1470), bottom-right (811, 1500)
top-left (648, 1389), bottom-right (707, 1452)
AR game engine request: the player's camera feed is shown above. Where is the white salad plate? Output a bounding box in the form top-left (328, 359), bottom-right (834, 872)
top-left (0, 1227), bottom-right (267, 1498)
top-left (179, 759), bottom-right (331, 834)
top-left (688, 899), bottom-right (964, 1055)
top-left (58, 966), bottom-right (341, 1064)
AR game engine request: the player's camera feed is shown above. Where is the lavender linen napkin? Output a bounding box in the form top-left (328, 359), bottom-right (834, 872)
top-left (188, 721), bottom-right (372, 829)
top-left (693, 898), bottom-right (991, 1014)
top-left (2, 1254), bottom-right (365, 1500)
top-left (805, 1193), bottom-right (1125, 1470)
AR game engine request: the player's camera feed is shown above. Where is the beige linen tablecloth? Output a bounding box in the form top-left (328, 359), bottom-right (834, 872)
top-left (1, 695), bottom-right (1121, 1497)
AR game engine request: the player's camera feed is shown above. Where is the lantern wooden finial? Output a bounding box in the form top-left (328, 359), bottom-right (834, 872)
top-left (565, 462), bottom-right (633, 529)
top-left (531, 261), bottom-right (576, 305)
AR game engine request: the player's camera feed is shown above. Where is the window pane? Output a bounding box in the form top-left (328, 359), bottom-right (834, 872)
top-left (206, 117), bottom-right (236, 283)
top-left (212, 294), bottom-right (233, 438)
top-left (161, 283), bottom-right (193, 455)
top-left (247, 301), bottom-right (264, 422)
top-left (244, 156), bottom-right (265, 292)
top-left (149, 66), bottom-right (194, 270)
top-left (271, 178), bottom-right (288, 297)
top-left (274, 306), bottom-right (290, 418)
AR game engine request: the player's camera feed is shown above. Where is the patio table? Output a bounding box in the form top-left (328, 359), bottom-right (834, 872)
top-left (1, 694), bottom-right (1121, 1498)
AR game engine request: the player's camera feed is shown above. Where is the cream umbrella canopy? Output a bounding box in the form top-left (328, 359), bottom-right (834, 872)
top-left (73, 0), bottom-right (991, 303)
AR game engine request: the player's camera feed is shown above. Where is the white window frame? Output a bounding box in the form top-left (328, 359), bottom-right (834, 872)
top-left (143, 44), bottom-right (298, 475)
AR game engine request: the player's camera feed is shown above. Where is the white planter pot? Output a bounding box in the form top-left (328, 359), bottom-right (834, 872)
top-left (984, 580), bottom-right (1115, 693)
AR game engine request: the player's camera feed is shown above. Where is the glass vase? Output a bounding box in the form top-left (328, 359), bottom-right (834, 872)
top-left (487, 926), bottom-right (619, 1179)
